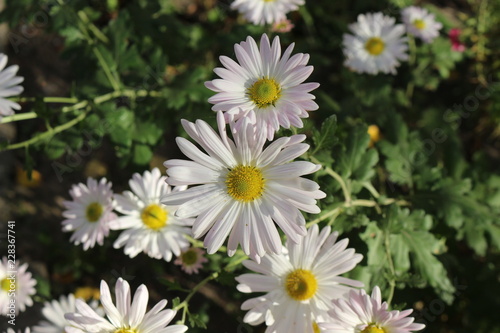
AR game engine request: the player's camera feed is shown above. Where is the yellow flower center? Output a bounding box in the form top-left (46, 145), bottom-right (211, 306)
top-left (86, 202), bottom-right (103, 222)
top-left (181, 249), bottom-right (198, 265)
top-left (114, 329), bottom-right (137, 333)
top-left (1, 278), bottom-right (12, 292)
top-left (312, 322), bottom-right (321, 333)
top-left (74, 286), bottom-right (100, 300)
top-left (361, 325), bottom-right (386, 333)
top-left (413, 19), bottom-right (426, 30)
top-left (141, 204), bottom-right (168, 230)
top-left (226, 166), bottom-right (265, 202)
top-left (284, 269), bottom-right (318, 301)
top-left (248, 78), bottom-right (281, 108)
top-left (365, 37), bottom-right (385, 56)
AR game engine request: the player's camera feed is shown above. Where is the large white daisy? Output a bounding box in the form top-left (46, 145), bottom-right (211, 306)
top-left (0, 257), bottom-right (37, 316)
top-left (32, 294), bottom-right (102, 333)
top-left (62, 178), bottom-right (117, 250)
top-left (319, 286), bottom-right (425, 333)
top-left (205, 34), bottom-right (319, 140)
top-left (162, 111), bottom-right (325, 261)
top-left (0, 53), bottom-right (24, 119)
top-left (231, 0), bottom-right (304, 26)
top-left (401, 6), bottom-right (442, 43)
top-left (236, 224), bottom-right (363, 333)
top-left (64, 278), bottom-right (187, 333)
top-left (109, 168), bottom-right (193, 262)
top-left (342, 12), bottom-right (408, 75)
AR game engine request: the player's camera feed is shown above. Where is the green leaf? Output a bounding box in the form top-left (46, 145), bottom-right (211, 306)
top-left (133, 144), bottom-right (153, 165)
top-left (312, 115), bottom-right (337, 153)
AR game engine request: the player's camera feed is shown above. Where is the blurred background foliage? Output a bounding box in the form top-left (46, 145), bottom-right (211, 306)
top-left (0, 0), bottom-right (499, 332)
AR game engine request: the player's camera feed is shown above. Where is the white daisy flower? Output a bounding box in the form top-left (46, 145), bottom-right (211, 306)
top-left (64, 278), bottom-right (187, 333)
top-left (162, 111), bottom-right (325, 261)
top-left (231, 0), bottom-right (304, 26)
top-left (342, 12), bottom-right (409, 75)
top-left (236, 224), bottom-right (363, 333)
top-left (0, 53), bottom-right (24, 119)
top-left (109, 168), bottom-right (193, 262)
top-left (32, 294), bottom-right (102, 333)
top-left (174, 247), bottom-right (209, 275)
top-left (205, 34), bottom-right (319, 140)
top-left (401, 6), bottom-right (442, 43)
top-left (62, 178), bottom-right (117, 250)
top-left (319, 286), bottom-right (425, 333)
top-left (0, 257), bottom-right (37, 316)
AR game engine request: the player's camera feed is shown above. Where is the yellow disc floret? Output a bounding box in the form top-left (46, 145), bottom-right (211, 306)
top-left (413, 19), bottom-right (426, 30)
top-left (1, 278), bottom-right (12, 292)
top-left (248, 78), bottom-right (281, 108)
top-left (226, 166), bottom-right (265, 202)
top-left (141, 204), bottom-right (168, 230)
top-left (365, 37), bottom-right (385, 56)
top-left (284, 269), bottom-right (318, 301)
top-left (114, 329), bottom-right (137, 333)
top-left (86, 202), bottom-right (103, 222)
top-left (361, 325), bottom-right (386, 333)
top-left (312, 322), bottom-right (321, 333)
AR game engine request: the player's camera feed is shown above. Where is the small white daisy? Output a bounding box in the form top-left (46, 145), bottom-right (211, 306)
top-left (0, 257), bottom-right (37, 316)
top-left (205, 34), bottom-right (319, 140)
top-left (62, 178), bottom-right (117, 250)
top-left (401, 6), bottom-right (442, 43)
top-left (174, 247), bottom-right (209, 275)
top-left (235, 224), bottom-right (363, 333)
top-left (231, 0), bottom-right (304, 26)
top-left (32, 294), bottom-right (102, 333)
top-left (319, 286), bottom-right (425, 333)
top-left (342, 12), bottom-right (409, 75)
top-left (0, 53), bottom-right (24, 119)
top-left (162, 112), bottom-right (325, 261)
top-left (64, 278), bottom-right (187, 333)
top-left (109, 168), bottom-right (193, 262)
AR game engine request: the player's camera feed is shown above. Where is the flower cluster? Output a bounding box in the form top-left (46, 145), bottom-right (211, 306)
top-left (342, 6), bottom-right (444, 75)
top-left (231, 0), bottom-right (305, 26)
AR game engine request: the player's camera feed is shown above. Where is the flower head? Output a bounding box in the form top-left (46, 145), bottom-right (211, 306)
top-left (272, 19), bottom-right (295, 33)
top-left (236, 225), bottom-right (363, 333)
top-left (62, 178), bottom-right (117, 250)
top-left (65, 278), bottom-right (187, 333)
top-left (342, 12), bottom-right (408, 75)
top-left (5, 329), bottom-right (30, 333)
top-left (32, 294), bottom-right (101, 333)
top-left (231, 0), bottom-right (304, 26)
top-left (110, 168), bottom-right (193, 262)
top-left (0, 257), bottom-right (36, 316)
top-left (162, 112), bottom-right (325, 261)
top-left (174, 247), bottom-right (209, 274)
top-left (449, 28), bottom-right (465, 52)
top-left (319, 286), bottom-right (425, 333)
top-left (0, 53), bottom-right (24, 119)
top-left (205, 34), bottom-right (319, 140)
top-left (401, 6), bottom-right (442, 43)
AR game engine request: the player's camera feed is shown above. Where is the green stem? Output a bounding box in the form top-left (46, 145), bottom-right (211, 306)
top-left (306, 206), bottom-right (342, 227)
top-left (91, 46), bottom-right (121, 91)
top-left (3, 109), bottom-right (89, 151)
top-left (310, 156), bottom-right (351, 204)
top-left (77, 10), bottom-right (110, 44)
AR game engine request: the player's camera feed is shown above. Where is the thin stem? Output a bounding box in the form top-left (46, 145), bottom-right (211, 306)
top-left (309, 156), bottom-right (351, 204)
top-left (363, 181), bottom-right (380, 199)
top-left (306, 206), bottom-right (342, 227)
top-left (92, 46), bottom-right (121, 91)
top-left (77, 10), bottom-right (109, 44)
top-left (3, 109), bottom-right (89, 151)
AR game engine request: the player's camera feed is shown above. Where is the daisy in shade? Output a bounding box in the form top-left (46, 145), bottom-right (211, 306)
top-left (110, 168), bottom-right (193, 262)
top-left (0, 257), bottom-right (37, 316)
top-left (0, 53), bottom-right (24, 119)
top-left (62, 178), bottom-right (117, 250)
top-left (32, 294), bottom-right (102, 333)
top-left (5, 329), bottom-right (30, 333)
top-left (174, 247), bottom-right (209, 275)
top-left (162, 111), bottom-right (325, 261)
top-left (402, 6), bottom-right (442, 43)
top-left (236, 225), bottom-right (363, 333)
top-left (65, 278), bottom-right (187, 333)
top-left (231, 0), bottom-right (304, 26)
top-left (205, 34), bottom-right (319, 140)
top-left (319, 286), bottom-right (425, 333)
top-left (342, 12), bottom-right (408, 75)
